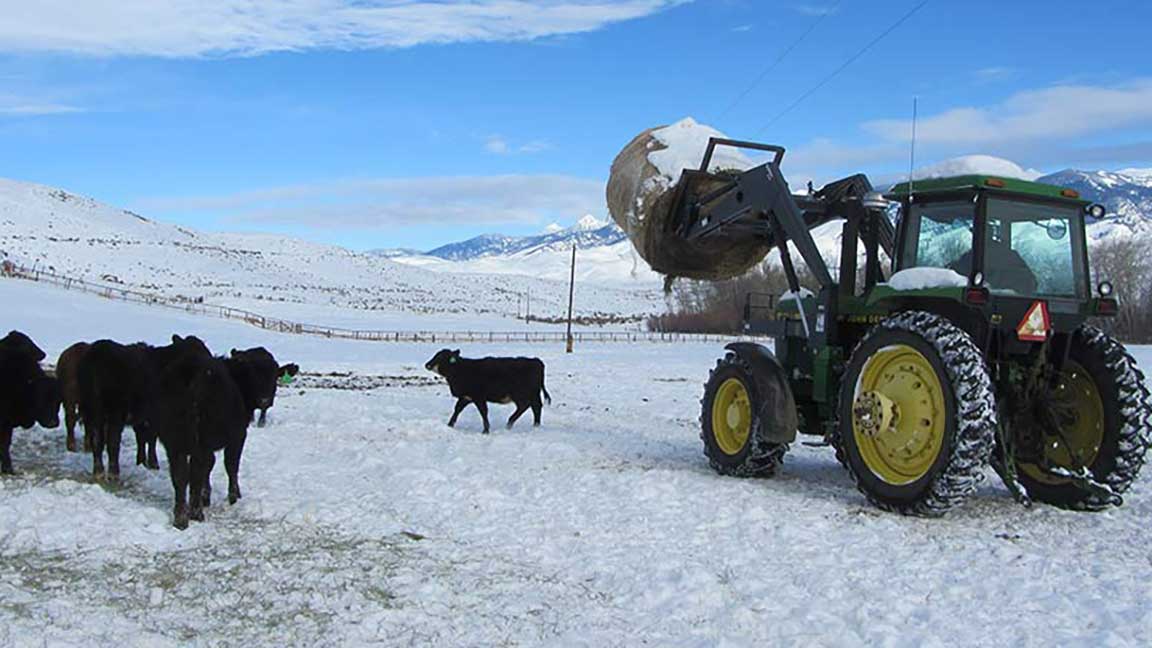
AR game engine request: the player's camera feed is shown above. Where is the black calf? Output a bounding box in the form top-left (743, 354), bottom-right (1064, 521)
top-left (425, 349), bottom-right (551, 434)
top-left (155, 353), bottom-right (251, 529)
top-left (0, 332), bottom-right (61, 474)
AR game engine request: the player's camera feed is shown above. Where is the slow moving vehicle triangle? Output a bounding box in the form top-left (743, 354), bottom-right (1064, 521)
top-left (1017, 300), bottom-right (1051, 342)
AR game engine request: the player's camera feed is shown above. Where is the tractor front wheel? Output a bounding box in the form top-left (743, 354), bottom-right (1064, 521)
top-left (835, 311), bottom-right (997, 516)
top-left (1015, 326), bottom-right (1152, 510)
top-left (700, 353), bottom-right (787, 477)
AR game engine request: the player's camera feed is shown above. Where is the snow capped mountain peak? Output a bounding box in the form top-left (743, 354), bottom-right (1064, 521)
top-left (542, 222), bottom-right (565, 234)
top-left (573, 214), bottom-right (605, 231)
top-left (1036, 168), bottom-right (1152, 233)
top-left (913, 155), bottom-right (1042, 181)
top-left (1117, 168), bottom-right (1152, 181)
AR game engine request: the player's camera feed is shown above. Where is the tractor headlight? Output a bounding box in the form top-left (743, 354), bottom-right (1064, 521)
top-left (972, 271), bottom-right (985, 287)
top-left (1087, 203), bottom-right (1107, 219)
top-left (1098, 281), bottom-right (1114, 297)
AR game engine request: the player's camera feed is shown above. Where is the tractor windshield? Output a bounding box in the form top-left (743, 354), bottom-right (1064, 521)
top-left (899, 201), bottom-right (976, 274)
top-left (898, 198), bottom-right (1088, 299)
top-left (981, 198), bottom-right (1088, 298)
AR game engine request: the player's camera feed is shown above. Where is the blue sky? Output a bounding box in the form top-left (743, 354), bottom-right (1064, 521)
top-left (2, 0), bottom-right (1151, 251)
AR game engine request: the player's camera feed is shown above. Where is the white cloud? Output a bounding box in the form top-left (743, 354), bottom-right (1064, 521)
top-left (134, 174), bottom-right (605, 227)
top-left (0, 0), bottom-right (689, 58)
top-left (484, 135), bottom-right (511, 155)
top-left (864, 79), bottom-right (1152, 145)
top-left (973, 66), bottom-right (1017, 83)
top-left (0, 103), bottom-right (82, 116)
top-left (0, 94), bottom-right (83, 116)
top-left (793, 4), bottom-right (839, 16)
top-left (484, 134), bottom-right (551, 155)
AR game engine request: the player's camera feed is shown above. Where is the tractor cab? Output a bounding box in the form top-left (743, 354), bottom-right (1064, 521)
top-left (880, 175), bottom-right (1114, 350)
top-left (888, 175), bottom-right (1095, 300)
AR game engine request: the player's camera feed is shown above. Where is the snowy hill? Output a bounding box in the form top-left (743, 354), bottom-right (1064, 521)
top-left (0, 178), bottom-right (661, 324)
top-left (391, 216), bottom-right (656, 285)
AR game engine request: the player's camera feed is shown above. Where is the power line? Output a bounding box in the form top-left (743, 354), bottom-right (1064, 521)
top-left (715, 0), bottom-right (843, 122)
top-left (755, 0), bottom-right (931, 136)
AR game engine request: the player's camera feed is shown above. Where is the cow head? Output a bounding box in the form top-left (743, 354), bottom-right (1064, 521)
top-left (171, 334), bottom-right (211, 357)
top-left (1, 330), bottom-right (46, 362)
top-left (228, 347), bottom-right (281, 412)
top-left (32, 374), bottom-right (62, 429)
top-left (424, 349), bottom-right (461, 375)
top-left (278, 363), bottom-right (300, 386)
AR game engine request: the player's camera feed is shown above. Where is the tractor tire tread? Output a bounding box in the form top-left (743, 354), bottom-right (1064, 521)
top-left (700, 352), bottom-right (788, 478)
top-left (832, 310), bottom-right (997, 517)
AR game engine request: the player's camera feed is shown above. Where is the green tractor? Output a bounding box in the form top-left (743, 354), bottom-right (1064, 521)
top-left (672, 138), bottom-right (1152, 514)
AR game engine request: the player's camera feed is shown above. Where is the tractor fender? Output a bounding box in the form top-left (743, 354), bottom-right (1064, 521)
top-left (724, 342), bottom-right (799, 444)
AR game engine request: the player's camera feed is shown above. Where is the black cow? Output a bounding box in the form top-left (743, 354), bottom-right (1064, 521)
top-left (154, 352), bottom-right (258, 529)
top-left (78, 335), bottom-right (211, 482)
top-left (56, 341), bottom-right (92, 452)
top-left (0, 330), bottom-right (47, 362)
top-left (0, 333), bottom-right (62, 474)
top-left (425, 349), bottom-right (551, 434)
top-left (227, 347), bottom-right (287, 428)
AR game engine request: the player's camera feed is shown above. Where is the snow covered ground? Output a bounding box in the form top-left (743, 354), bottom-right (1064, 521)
top-left (3, 279), bottom-right (1152, 646)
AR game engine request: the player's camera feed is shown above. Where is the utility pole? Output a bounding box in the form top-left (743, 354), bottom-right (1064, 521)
top-left (566, 243), bottom-right (576, 353)
top-left (526, 288), bottom-right (531, 325)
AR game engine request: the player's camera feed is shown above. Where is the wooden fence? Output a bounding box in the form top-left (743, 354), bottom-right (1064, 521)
top-left (1, 261), bottom-right (739, 345)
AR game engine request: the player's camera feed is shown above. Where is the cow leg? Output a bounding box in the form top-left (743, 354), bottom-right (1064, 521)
top-left (188, 453), bottom-right (209, 522)
top-left (201, 452), bottom-right (216, 508)
top-left (82, 423), bottom-right (92, 453)
top-left (475, 401), bottom-right (490, 434)
top-left (531, 398), bottom-right (543, 427)
top-left (257, 408), bottom-right (267, 428)
top-left (90, 422), bottom-right (106, 480)
top-left (447, 398), bottom-right (469, 428)
top-left (225, 432), bottom-right (247, 505)
top-left (142, 424), bottom-right (160, 470)
top-left (507, 402), bottom-right (529, 429)
top-left (0, 426), bottom-right (14, 474)
top-left (105, 424), bottom-right (122, 483)
top-left (64, 404), bottom-right (78, 452)
top-left (134, 425), bottom-right (148, 467)
top-left (166, 448), bottom-right (190, 530)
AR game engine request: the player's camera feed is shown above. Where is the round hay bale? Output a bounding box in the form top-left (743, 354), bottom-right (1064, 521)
top-left (606, 121), bottom-right (772, 283)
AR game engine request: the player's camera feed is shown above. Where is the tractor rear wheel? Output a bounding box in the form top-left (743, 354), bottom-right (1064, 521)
top-left (835, 311), bottom-right (997, 516)
top-left (1015, 326), bottom-right (1152, 510)
top-left (700, 352), bottom-right (787, 477)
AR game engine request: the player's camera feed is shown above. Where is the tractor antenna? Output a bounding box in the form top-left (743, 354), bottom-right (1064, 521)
top-left (908, 96), bottom-right (918, 196)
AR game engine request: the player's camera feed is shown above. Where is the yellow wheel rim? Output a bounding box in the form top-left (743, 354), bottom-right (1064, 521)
top-left (852, 345), bottom-right (946, 485)
top-left (1019, 361), bottom-right (1104, 484)
top-left (712, 378), bottom-right (752, 455)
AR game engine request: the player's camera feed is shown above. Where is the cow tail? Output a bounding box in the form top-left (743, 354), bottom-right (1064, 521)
top-left (541, 379), bottom-right (552, 406)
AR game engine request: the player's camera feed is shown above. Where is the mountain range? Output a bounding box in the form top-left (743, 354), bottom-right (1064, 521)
top-left (383, 161), bottom-right (1152, 278)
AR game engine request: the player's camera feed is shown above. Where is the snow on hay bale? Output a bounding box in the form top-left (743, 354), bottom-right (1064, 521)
top-left (607, 118), bottom-right (773, 284)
